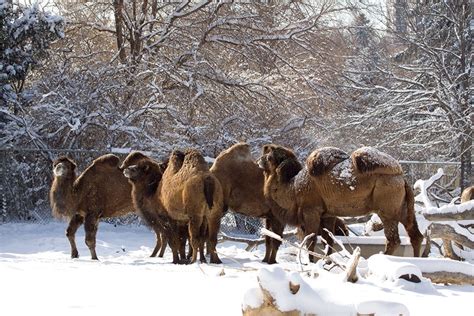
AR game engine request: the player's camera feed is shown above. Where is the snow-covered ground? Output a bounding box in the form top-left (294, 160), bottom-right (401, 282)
top-left (0, 222), bottom-right (472, 316)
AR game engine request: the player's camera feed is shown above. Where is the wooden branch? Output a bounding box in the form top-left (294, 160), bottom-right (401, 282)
top-left (243, 277), bottom-right (302, 316)
top-left (428, 223), bottom-right (474, 249)
top-left (423, 208), bottom-right (474, 221)
top-left (344, 246), bottom-right (361, 283)
top-left (219, 230), bottom-right (298, 251)
top-left (422, 272), bottom-right (474, 285)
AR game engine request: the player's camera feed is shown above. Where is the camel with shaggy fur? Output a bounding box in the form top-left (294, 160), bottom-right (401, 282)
top-left (210, 143), bottom-right (284, 264)
top-left (159, 149), bottom-right (224, 264)
top-left (121, 152), bottom-right (188, 264)
top-left (49, 154), bottom-right (164, 260)
top-left (257, 144), bottom-right (423, 262)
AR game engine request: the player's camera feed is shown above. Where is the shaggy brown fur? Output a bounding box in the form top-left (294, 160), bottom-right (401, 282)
top-left (461, 186), bottom-right (474, 203)
top-left (49, 154), bottom-right (136, 260)
top-left (258, 144), bottom-right (423, 262)
top-left (210, 143), bottom-right (284, 264)
top-left (121, 153), bottom-right (188, 264)
top-left (119, 152), bottom-right (172, 258)
top-left (159, 149), bottom-right (224, 264)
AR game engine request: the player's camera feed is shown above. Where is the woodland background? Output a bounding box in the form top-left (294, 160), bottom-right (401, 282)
top-left (0, 0), bottom-right (472, 221)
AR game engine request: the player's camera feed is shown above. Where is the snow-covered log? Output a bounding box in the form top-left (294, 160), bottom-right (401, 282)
top-left (242, 267), bottom-right (410, 316)
top-left (368, 254), bottom-right (474, 285)
top-left (427, 222), bottom-right (474, 249)
top-left (423, 200), bottom-right (474, 221)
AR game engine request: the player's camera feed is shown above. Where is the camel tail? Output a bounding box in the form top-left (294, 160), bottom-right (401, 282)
top-left (403, 179), bottom-right (423, 257)
top-left (203, 176), bottom-right (215, 209)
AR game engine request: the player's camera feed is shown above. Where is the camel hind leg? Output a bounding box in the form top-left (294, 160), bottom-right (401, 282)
top-left (66, 214), bottom-right (84, 258)
top-left (188, 216), bottom-right (205, 264)
top-left (401, 215), bottom-right (423, 257)
top-left (207, 215), bottom-right (222, 264)
top-left (84, 213), bottom-right (100, 260)
top-left (380, 217), bottom-right (401, 255)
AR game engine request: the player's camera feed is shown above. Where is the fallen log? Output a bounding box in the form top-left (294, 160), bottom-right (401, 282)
top-left (423, 200), bottom-right (474, 221)
top-left (428, 223), bottom-right (474, 249)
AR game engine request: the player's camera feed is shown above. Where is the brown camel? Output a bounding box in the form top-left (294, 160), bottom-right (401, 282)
top-left (211, 142), bottom-right (350, 263)
top-left (257, 144), bottom-right (423, 262)
top-left (118, 152), bottom-right (176, 258)
top-left (159, 149), bottom-right (224, 264)
top-left (49, 154), bottom-right (166, 260)
top-left (461, 186), bottom-right (474, 203)
top-left (121, 153), bottom-right (188, 264)
top-left (210, 143), bottom-right (284, 264)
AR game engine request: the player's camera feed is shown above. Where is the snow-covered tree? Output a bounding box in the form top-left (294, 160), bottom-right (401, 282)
top-left (343, 0), bottom-right (472, 190)
top-left (0, 0), bottom-right (64, 147)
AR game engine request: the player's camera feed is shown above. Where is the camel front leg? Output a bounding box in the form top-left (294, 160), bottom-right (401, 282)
top-left (66, 214), bottom-right (84, 258)
top-left (150, 226), bottom-right (164, 258)
top-left (264, 216), bottom-right (284, 264)
top-left (84, 213), bottom-right (100, 260)
top-left (320, 216), bottom-right (336, 256)
top-left (158, 232), bottom-right (168, 258)
top-left (302, 210), bottom-right (322, 263)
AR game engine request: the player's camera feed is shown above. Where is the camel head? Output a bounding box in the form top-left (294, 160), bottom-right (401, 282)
top-left (52, 156), bottom-right (77, 179)
top-left (257, 144), bottom-right (302, 183)
top-left (120, 151), bottom-right (149, 171)
top-left (123, 158), bottom-right (165, 184)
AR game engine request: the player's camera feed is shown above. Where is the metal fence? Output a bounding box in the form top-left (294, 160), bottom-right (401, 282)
top-left (0, 148), bottom-right (466, 236)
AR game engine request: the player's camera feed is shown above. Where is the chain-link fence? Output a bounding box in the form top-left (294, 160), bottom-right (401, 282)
top-left (0, 148), bottom-right (466, 236)
top-left (0, 148), bottom-right (265, 236)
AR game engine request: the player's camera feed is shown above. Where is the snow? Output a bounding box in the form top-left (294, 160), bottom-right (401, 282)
top-left (425, 200), bottom-right (474, 216)
top-left (414, 168), bottom-right (444, 207)
top-left (374, 254), bottom-right (474, 276)
top-left (0, 222), bottom-right (472, 316)
top-left (355, 146), bottom-right (400, 168)
top-left (331, 159), bottom-right (355, 186)
top-left (368, 254), bottom-right (423, 282)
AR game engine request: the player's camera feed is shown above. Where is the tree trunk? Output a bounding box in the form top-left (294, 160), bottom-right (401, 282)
top-left (458, 0), bottom-right (472, 192)
top-left (113, 0), bottom-right (126, 63)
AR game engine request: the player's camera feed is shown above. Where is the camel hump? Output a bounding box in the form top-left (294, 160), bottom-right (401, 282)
top-left (352, 147), bottom-right (402, 175)
top-left (93, 154), bottom-right (120, 168)
top-left (184, 149), bottom-right (208, 170)
top-left (307, 147), bottom-right (349, 177)
top-left (203, 176), bottom-right (215, 209)
top-left (215, 142), bottom-right (252, 162)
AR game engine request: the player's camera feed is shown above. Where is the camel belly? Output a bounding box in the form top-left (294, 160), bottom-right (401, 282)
top-left (318, 174), bottom-right (405, 217)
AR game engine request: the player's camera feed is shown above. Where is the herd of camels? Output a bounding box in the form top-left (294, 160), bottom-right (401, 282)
top-left (50, 142), bottom-right (427, 264)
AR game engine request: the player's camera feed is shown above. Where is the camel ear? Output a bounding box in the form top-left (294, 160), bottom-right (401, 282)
top-left (276, 158), bottom-right (301, 183)
top-left (263, 144), bottom-right (272, 154)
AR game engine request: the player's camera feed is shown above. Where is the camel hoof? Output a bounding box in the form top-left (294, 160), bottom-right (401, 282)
top-left (210, 255), bottom-right (222, 264)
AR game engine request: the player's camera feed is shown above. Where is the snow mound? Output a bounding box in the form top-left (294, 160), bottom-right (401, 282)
top-left (368, 254), bottom-right (423, 283)
top-left (356, 300), bottom-right (410, 316)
